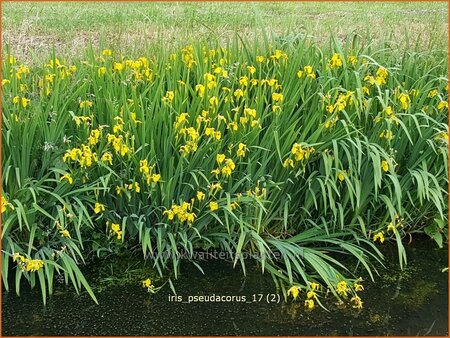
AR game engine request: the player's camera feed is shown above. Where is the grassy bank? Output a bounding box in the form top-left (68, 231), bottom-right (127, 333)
top-left (2, 2), bottom-right (448, 61)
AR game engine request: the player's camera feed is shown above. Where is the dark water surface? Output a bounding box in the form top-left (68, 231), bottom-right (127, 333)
top-left (2, 242), bottom-right (448, 336)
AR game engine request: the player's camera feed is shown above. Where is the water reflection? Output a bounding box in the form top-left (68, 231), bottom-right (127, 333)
top-left (2, 241), bottom-right (448, 336)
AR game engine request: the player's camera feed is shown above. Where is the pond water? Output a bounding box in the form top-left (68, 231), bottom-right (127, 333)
top-left (2, 240), bottom-right (448, 336)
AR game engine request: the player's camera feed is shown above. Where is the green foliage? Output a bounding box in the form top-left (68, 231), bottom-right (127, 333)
top-left (1, 33), bottom-right (448, 306)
